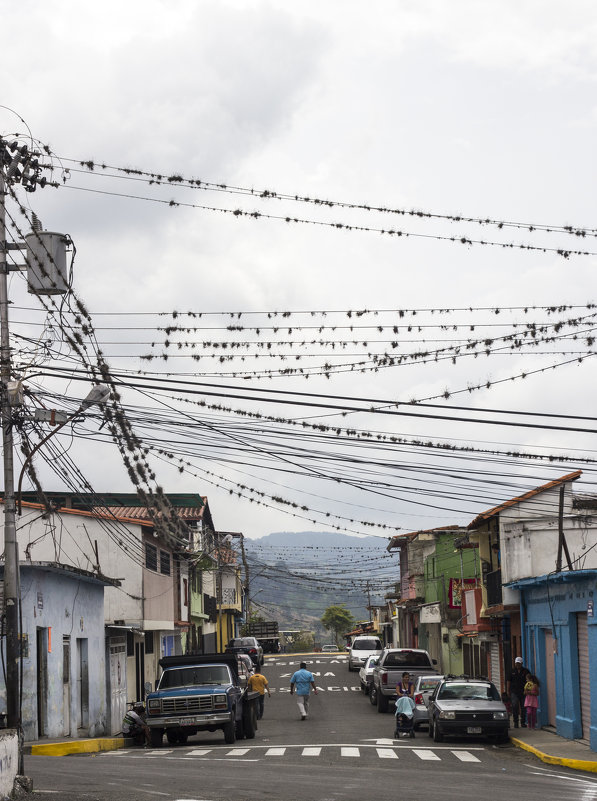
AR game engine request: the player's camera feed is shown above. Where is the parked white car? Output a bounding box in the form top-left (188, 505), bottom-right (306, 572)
top-left (359, 654), bottom-right (380, 694)
top-left (413, 674), bottom-right (444, 728)
top-left (347, 635), bottom-right (383, 671)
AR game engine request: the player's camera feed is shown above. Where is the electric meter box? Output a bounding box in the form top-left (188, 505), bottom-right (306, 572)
top-left (25, 231), bottom-right (69, 295)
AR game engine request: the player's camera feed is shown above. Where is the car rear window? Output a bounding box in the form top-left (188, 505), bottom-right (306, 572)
top-left (419, 677), bottom-right (442, 691)
top-left (383, 651), bottom-right (433, 668)
top-left (438, 683), bottom-right (500, 701)
top-left (352, 639), bottom-right (381, 650)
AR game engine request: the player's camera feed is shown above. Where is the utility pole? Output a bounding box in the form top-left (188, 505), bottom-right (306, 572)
top-left (0, 138), bottom-right (60, 773)
top-left (0, 167), bottom-right (20, 737)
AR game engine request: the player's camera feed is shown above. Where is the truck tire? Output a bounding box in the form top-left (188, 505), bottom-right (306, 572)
top-left (166, 730), bottom-right (178, 745)
top-left (432, 720), bottom-right (444, 742)
top-left (377, 691), bottom-right (389, 713)
top-left (223, 720), bottom-right (236, 745)
top-left (177, 732), bottom-right (188, 744)
top-left (369, 686), bottom-right (378, 706)
top-left (150, 729), bottom-right (163, 748)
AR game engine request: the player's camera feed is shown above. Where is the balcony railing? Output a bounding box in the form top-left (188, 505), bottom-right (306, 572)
top-left (485, 569), bottom-right (502, 607)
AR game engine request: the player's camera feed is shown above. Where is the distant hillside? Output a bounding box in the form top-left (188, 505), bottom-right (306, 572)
top-left (244, 531), bottom-right (396, 636)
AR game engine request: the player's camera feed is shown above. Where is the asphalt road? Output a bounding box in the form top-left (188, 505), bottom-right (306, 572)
top-left (25, 654), bottom-right (597, 801)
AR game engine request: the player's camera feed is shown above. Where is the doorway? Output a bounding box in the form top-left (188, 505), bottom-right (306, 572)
top-left (62, 636), bottom-right (71, 737)
top-left (76, 638), bottom-right (89, 732)
top-left (36, 628), bottom-right (48, 737)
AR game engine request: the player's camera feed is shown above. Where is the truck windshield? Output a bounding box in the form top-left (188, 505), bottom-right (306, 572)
top-left (159, 665), bottom-right (231, 689)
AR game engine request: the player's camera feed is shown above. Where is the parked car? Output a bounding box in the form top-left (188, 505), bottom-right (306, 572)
top-left (370, 648), bottom-right (438, 712)
top-left (322, 644), bottom-right (340, 653)
top-left (225, 637), bottom-right (264, 667)
top-left (413, 674), bottom-right (444, 728)
top-left (427, 676), bottom-right (509, 743)
top-left (359, 654), bottom-right (379, 694)
top-left (347, 635), bottom-right (383, 671)
top-left (237, 653), bottom-right (255, 677)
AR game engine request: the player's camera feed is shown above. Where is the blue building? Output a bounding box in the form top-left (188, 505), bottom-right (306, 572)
top-left (507, 569), bottom-right (596, 749)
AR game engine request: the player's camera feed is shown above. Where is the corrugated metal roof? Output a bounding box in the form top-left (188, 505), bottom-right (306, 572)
top-left (387, 525), bottom-right (461, 551)
top-left (467, 470), bottom-right (582, 530)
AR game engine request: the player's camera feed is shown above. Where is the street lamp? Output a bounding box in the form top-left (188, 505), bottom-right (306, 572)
top-left (16, 384), bottom-right (110, 514)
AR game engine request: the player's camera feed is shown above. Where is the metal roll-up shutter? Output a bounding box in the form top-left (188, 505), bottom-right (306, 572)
top-left (577, 613), bottom-right (591, 740)
top-left (490, 641), bottom-right (502, 690)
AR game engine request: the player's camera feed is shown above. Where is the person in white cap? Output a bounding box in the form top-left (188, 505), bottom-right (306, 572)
top-left (507, 657), bottom-right (529, 728)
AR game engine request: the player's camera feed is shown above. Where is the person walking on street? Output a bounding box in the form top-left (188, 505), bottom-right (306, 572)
top-left (524, 674), bottom-right (540, 730)
top-left (248, 669), bottom-right (271, 720)
top-left (290, 661), bottom-right (318, 720)
top-left (507, 656), bottom-right (529, 728)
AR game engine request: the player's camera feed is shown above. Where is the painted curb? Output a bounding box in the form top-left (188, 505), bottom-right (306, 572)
top-left (511, 736), bottom-right (597, 773)
top-left (29, 737), bottom-right (128, 756)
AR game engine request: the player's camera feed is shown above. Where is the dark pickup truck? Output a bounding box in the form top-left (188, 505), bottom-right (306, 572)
top-left (225, 636), bottom-right (264, 667)
top-left (144, 653), bottom-right (259, 747)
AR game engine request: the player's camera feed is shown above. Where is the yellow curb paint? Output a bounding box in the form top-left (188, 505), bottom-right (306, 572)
top-left (30, 738), bottom-right (127, 756)
top-left (511, 737), bottom-right (597, 773)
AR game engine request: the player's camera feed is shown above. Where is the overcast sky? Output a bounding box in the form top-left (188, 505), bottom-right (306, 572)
top-left (2, 1), bottom-right (597, 545)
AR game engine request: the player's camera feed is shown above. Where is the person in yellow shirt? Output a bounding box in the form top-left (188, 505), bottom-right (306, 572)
top-left (248, 670), bottom-right (271, 719)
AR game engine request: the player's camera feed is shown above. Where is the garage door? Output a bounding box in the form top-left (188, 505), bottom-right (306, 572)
top-left (577, 613), bottom-right (591, 741)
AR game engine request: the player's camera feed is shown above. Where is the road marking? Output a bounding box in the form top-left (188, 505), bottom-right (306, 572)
top-left (302, 747), bottom-right (321, 756)
top-left (413, 749), bottom-right (440, 761)
top-left (341, 747), bottom-right (360, 757)
top-left (226, 749), bottom-right (249, 756)
top-left (377, 748), bottom-right (398, 759)
top-left (265, 747), bottom-right (286, 756)
top-left (452, 751), bottom-right (480, 762)
top-left (188, 749), bottom-right (212, 757)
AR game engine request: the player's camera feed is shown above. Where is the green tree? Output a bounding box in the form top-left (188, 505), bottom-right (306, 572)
top-left (320, 605), bottom-right (355, 645)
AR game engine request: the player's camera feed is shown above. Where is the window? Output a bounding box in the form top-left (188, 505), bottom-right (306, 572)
top-left (145, 632), bottom-right (154, 655)
top-left (145, 542), bottom-right (157, 572)
top-left (160, 550), bottom-right (171, 576)
top-left (126, 631), bottom-right (134, 657)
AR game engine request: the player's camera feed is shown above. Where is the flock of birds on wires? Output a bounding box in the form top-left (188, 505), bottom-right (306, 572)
top-left (2, 128), bottom-right (597, 595)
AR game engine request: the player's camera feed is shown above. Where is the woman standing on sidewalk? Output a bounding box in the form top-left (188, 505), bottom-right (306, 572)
top-left (524, 674), bottom-right (540, 729)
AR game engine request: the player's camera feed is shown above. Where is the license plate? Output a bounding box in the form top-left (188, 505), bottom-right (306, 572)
top-left (180, 717), bottom-right (196, 726)
top-left (467, 726), bottom-right (482, 734)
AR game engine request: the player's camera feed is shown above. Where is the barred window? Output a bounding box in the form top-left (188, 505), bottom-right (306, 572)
top-left (145, 542), bottom-right (157, 572)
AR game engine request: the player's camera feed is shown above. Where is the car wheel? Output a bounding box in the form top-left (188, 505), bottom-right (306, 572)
top-left (428, 719), bottom-right (434, 738)
top-left (433, 720), bottom-right (444, 742)
top-left (370, 686), bottom-right (378, 706)
top-left (177, 732), bottom-right (188, 744)
top-left (166, 730), bottom-right (178, 745)
top-left (377, 691), bottom-right (389, 713)
top-left (223, 720), bottom-right (236, 745)
top-left (150, 729), bottom-right (163, 748)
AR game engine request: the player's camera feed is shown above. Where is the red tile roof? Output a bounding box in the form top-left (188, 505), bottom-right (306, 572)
top-left (93, 505), bottom-right (206, 522)
top-left (467, 470), bottom-right (582, 529)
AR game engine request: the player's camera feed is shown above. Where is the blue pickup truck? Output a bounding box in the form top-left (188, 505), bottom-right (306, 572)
top-left (145, 653), bottom-right (259, 747)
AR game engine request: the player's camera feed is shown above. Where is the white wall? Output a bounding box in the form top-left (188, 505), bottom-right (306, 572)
top-left (0, 731), bottom-right (18, 799)
top-left (500, 484), bottom-right (597, 583)
top-left (1, 506), bottom-right (143, 624)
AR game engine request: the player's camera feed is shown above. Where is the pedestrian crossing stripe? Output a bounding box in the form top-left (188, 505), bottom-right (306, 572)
top-left (100, 746), bottom-right (481, 763)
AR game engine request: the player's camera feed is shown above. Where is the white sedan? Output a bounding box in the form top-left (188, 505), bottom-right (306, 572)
top-left (359, 654), bottom-right (380, 694)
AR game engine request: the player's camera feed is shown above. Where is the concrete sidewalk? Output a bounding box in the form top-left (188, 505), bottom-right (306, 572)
top-left (510, 726), bottom-right (597, 773)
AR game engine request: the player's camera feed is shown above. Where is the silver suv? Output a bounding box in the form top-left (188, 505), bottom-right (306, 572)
top-left (347, 635), bottom-right (383, 671)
